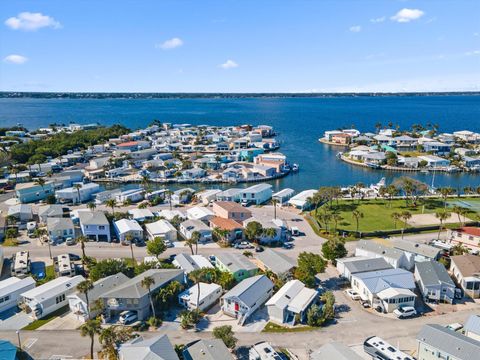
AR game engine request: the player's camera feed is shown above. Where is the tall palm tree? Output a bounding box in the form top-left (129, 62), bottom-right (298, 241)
top-left (141, 276), bottom-right (156, 318)
top-left (188, 269), bottom-right (206, 310)
top-left (87, 202), bottom-right (96, 212)
top-left (35, 177), bottom-right (46, 192)
top-left (77, 280), bottom-right (94, 320)
top-left (213, 227), bottom-right (230, 245)
top-left (435, 210), bottom-right (451, 240)
top-left (126, 233), bottom-right (136, 266)
top-left (452, 206), bottom-right (468, 226)
top-left (105, 199), bottom-right (117, 216)
top-left (77, 235), bottom-right (88, 265)
top-left (73, 183), bottom-right (83, 204)
top-left (165, 190), bottom-right (173, 210)
top-left (262, 227), bottom-right (277, 240)
top-left (400, 211), bottom-right (412, 239)
top-left (80, 318), bottom-right (101, 359)
top-left (272, 199), bottom-right (278, 220)
top-left (439, 187), bottom-right (455, 208)
top-left (186, 231), bottom-right (201, 255)
top-left (352, 210), bottom-right (364, 233)
top-left (391, 212), bottom-right (401, 229)
top-left (331, 212), bottom-right (343, 233)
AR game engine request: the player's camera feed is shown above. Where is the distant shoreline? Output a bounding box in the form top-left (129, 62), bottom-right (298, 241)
top-left (1, 91), bottom-right (480, 99)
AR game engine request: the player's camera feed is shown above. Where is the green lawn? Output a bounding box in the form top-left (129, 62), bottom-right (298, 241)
top-left (313, 198), bottom-right (478, 233)
top-left (262, 321), bottom-right (317, 333)
top-left (22, 305), bottom-right (69, 330)
top-left (36, 265), bottom-right (55, 285)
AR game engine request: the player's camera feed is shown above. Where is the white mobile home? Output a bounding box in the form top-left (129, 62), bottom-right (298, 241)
top-left (145, 219), bottom-right (177, 242)
top-left (11, 251), bottom-right (31, 278)
top-left (21, 275), bottom-right (85, 319)
top-left (178, 282), bottom-right (222, 311)
top-left (0, 277), bottom-right (35, 313)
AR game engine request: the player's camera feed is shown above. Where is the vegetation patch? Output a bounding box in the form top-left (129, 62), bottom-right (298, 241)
top-left (262, 322), bottom-right (317, 333)
top-left (22, 305), bottom-right (69, 330)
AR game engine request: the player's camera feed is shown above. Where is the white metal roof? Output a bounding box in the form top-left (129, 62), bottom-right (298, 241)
top-left (21, 275), bottom-right (85, 301)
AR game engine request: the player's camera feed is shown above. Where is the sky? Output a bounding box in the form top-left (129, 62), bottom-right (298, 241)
top-left (0, 0), bottom-right (479, 93)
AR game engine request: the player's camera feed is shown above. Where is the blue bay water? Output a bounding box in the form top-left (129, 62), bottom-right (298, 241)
top-left (0, 96), bottom-right (479, 191)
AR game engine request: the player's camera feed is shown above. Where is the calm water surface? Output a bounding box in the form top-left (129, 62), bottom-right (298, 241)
top-left (1, 96), bottom-right (479, 191)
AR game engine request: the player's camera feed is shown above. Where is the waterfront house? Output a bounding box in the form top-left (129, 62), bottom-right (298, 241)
top-left (196, 189), bottom-right (222, 205)
top-left (0, 277), bottom-right (35, 314)
top-left (253, 153), bottom-right (286, 173)
top-left (179, 219), bottom-right (212, 242)
top-left (47, 217), bottom-right (75, 242)
top-left (323, 130), bottom-right (343, 141)
top-left (392, 239), bottom-right (442, 263)
top-left (68, 273), bottom-right (129, 322)
top-left (288, 189), bottom-right (317, 210)
top-left (119, 335), bottom-right (179, 360)
top-left (178, 282), bottom-right (222, 311)
top-left (171, 188), bottom-right (195, 205)
top-left (128, 208), bottom-right (154, 222)
top-left (78, 211), bottom-right (111, 242)
top-left (331, 133), bottom-right (352, 145)
top-left (448, 227), bottom-right (480, 252)
top-left (99, 269), bottom-right (184, 321)
top-left (253, 248), bottom-right (296, 277)
top-left (418, 155), bottom-right (450, 168)
top-left (414, 260), bottom-right (456, 304)
top-left (209, 217), bottom-right (244, 243)
top-left (215, 252), bottom-right (258, 282)
top-left (182, 168), bottom-right (206, 180)
top-left (355, 240), bottom-right (413, 270)
top-left (450, 255), bottom-right (480, 298)
top-left (416, 324), bottom-right (480, 360)
top-left (186, 206), bottom-right (214, 223)
top-left (212, 201), bottom-right (252, 221)
top-left (38, 204), bottom-right (68, 223)
top-left (393, 135), bottom-right (418, 150)
top-left (310, 342), bottom-right (364, 360)
top-left (55, 182), bottom-right (100, 204)
top-left (53, 170), bottom-right (84, 188)
top-left (272, 188), bottom-right (295, 205)
top-left (453, 130), bottom-right (480, 143)
top-left (145, 219), bottom-right (177, 242)
top-left (7, 204), bottom-right (33, 222)
top-left (114, 219), bottom-right (143, 242)
top-left (363, 151), bottom-right (387, 165)
top-left (221, 275), bottom-right (274, 325)
top-left (464, 315), bottom-right (480, 342)
top-left (266, 279), bottom-right (318, 325)
top-left (21, 275), bottom-right (85, 320)
top-left (397, 156), bottom-right (420, 168)
top-left (463, 156), bottom-right (480, 168)
top-left (350, 268), bottom-right (417, 312)
top-left (15, 181), bottom-right (55, 203)
top-left (183, 339), bottom-right (233, 360)
top-left (240, 183), bottom-right (273, 205)
top-left (115, 188), bottom-right (144, 203)
top-left (336, 256), bottom-right (392, 281)
top-left (172, 253), bottom-right (213, 279)
top-left (216, 188), bottom-right (242, 202)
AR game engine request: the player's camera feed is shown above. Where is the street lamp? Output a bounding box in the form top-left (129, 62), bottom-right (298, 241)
top-left (16, 330), bottom-right (21, 351)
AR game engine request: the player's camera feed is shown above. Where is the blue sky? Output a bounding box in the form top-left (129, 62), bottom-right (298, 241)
top-left (1, 0), bottom-right (479, 92)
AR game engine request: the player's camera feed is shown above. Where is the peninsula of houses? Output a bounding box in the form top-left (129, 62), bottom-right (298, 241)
top-left (320, 126), bottom-right (480, 172)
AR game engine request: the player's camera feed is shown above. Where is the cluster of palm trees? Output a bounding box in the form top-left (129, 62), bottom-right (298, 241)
top-left (390, 211), bottom-right (412, 238)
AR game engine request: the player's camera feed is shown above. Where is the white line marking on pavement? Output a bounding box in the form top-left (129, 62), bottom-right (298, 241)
top-left (23, 338), bottom-right (38, 349)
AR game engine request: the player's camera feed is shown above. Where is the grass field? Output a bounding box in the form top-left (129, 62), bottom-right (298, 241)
top-left (313, 198), bottom-right (478, 232)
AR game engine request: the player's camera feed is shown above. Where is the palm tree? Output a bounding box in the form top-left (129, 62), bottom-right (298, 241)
top-left (435, 210), bottom-right (451, 240)
top-left (400, 211), bottom-right (412, 239)
top-left (452, 206), bottom-right (468, 226)
top-left (331, 212), bottom-right (343, 233)
top-left (186, 231), bottom-right (201, 255)
top-left (35, 177), bottom-right (46, 191)
top-left (352, 210), bottom-right (364, 233)
top-left (272, 199), bottom-right (278, 219)
top-left (87, 202), bottom-right (96, 212)
top-left (73, 183), bottom-right (83, 204)
top-left (391, 212), bottom-right (401, 229)
top-left (262, 227), bottom-right (277, 240)
top-left (141, 276), bottom-right (156, 318)
top-left (80, 318), bottom-right (101, 359)
top-left (105, 199), bottom-right (117, 216)
top-left (188, 269), bottom-right (206, 310)
top-left (77, 235), bottom-right (88, 265)
top-left (213, 227), bottom-right (230, 245)
top-left (165, 190), bottom-right (173, 210)
top-left (126, 233), bottom-right (135, 266)
top-left (439, 187), bottom-right (455, 208)
top-left (77, 280), bottom-right (94, 320)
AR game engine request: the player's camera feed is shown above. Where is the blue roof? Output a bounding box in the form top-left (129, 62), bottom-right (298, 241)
top-left (0, 340), bottom-right (17, 360)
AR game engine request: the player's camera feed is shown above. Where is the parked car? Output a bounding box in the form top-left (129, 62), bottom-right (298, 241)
top-left (65, 237), bottom-right (76, 246)
top-left (282, 242), bottom-right (294, 249)
top-left (361, 300), bottom-right (370, 308)
top-left (119, 311), bottom-right (138, 325)
top-left (234, 241), bottom-right (254, 249)
top-left (208, 255), bottom-right (216, 264)
top-left (345, 289), bottom-right (361, 301)
top-left (446, 323), bottom-right (463, 332)
top-left (68, 253), bottom-right (81, 261)
top-left (393, 306), bottom-right (417, 319)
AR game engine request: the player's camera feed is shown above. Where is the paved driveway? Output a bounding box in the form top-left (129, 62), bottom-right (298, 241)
top-left (0, 308), bottom-right (32, 330)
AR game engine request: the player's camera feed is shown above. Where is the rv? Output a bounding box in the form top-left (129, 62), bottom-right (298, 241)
top-left (53, 254), bottom-right (76, 277)
top-left (11, 251), bottom-right (31, 278)
top-left (363, 336), bottom-right (414, 360)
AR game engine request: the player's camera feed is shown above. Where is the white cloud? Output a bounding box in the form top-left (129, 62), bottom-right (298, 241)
top-left (370, 17), bottom-right (385, 23)
top-left (219, 59), bottom-right (238, 69)
top-left (349, 25), bottom-right (362, 33)
top-left (3, 54), bottom-right (28, 64)
top-left (465, 50), bottom-right (480, 56)
top-left (391, 8), bottom-right (424, 23)
top-left (156, 37), bottom-right (183, 50)
top-left (5, 12), bottom-right (61, 31)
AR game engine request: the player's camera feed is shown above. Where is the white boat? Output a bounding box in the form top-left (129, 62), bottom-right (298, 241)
top-left (292, 163), bottom-right (299, 172)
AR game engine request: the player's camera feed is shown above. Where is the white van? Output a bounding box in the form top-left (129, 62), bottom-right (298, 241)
top-left (290, 226), bottom-right (300, 236)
